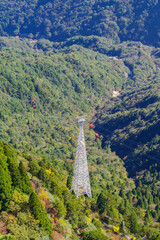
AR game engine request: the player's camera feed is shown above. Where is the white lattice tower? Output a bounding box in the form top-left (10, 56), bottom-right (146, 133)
top-left (71, 116), bottom-right (92, 198)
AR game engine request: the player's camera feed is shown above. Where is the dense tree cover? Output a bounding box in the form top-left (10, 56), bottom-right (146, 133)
top-left (0, 37), bottom-right (138, 196)
top-left (0, 155), bottom-right (12, 210)
top-left (0, 139), bottom-right (143, 240)
top-left (0, 35), bottom-right (160, 239)
top-left (95, 82), bottom-right (160, 177)
top-left (0, 0), bottom-right (160, 46)
top-left (0, 36), bottom-right (160, 160)
top-left (29, 191), bottom-right (52, 234)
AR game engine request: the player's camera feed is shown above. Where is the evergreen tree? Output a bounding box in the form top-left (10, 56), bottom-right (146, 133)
top-left (127, 191), bottom-right (132, 203)
top-left (7, 156), bottom-right (21, 188)
top-left (137, 180), bottom-right (142, 188)
top-left (66, 175), bottom-right (72, 189)
top-left (132, 188), bottom-right (137, 195)
top-left (55, 199), bottom-right (66, 218)
top-left (38, 167), bottom-right (50, 188)
top-left (0, 158), bottom-right (12, 210)
top-left (118, 201), bottom-right (125, 214)
top-left (155, 204), bottom-right (160, 211)
top-left (29, 191), bottom-right (52, 234)
top-left (66, 197), bottom-right (81, 222)
top-left (50, 179), bottom-right (63, 199)
top-left (119, 188), bottom-right (125, 199)
top-left (28, 158), bottom-right (40, 176)
top-left (82, 230), bottom-right (108, 240)
top-left (129, 211), bottom-right (139, 234)
top-left (3, 144), bottom-right (16, 159)
top-left (143, 197), bottom-right (148, 209)
top-left (97, 192), bottom-right (108, 213)
top-left (151, 210), bottom-right (158, 220)
top-left (154, 196), bottom-right (159, 204)
top-left (137, 197), bottom-right (144, 208)
top-left (148, 194), bottom-right (153, 205)
top-left (108, 206), bottom-right (119, 222)
top-left (18, 161), bottom-right (32, 194)
top-left (145, 210), bottom-right (151, 224)
top-left (153, 186), bottom-right (158, 197)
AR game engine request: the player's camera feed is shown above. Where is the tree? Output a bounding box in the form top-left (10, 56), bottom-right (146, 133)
top-left (137, 197), bottom-right (144, 208)
top-left (82, 230), bottom-right (108, 240)
top-left (107, 206), bottom-right (119, 222)
top-left (66, 197), bottom-right (81, 222)
top-left (66, 175), bottom-right (72, 189)
top-left (119, 188), bottom-right (125, 199)
top-left (145, 210), bottom-right (151, 224)
top-left (3, 144), bottom-right (17, 159)
top-left (18, 161), bottom-right (32, 194)
top-left (38, 167), bottom-right (50, 188)
top-left (8, 190), bottom-right (28, 214)
top-left (50, 179), bottom-right (63, 199)
top-left (97, 192), bottom-right (108, 213)
top-left (118, 201), bottom-right (125, 214)
top-left (143, 197), bottom-right (148, 209)
top-left (7, 156), bottom-right (21, 188)
top-left (129, 211), bottom-right (139, 234)
top-left (0, 152), bottom-right (12, 210)
top-left (54, 199), bottom-right (66, 218)
top-left (0, 165), bottom-right (12, 210)
top-left (28, 158), bottom-right (40, 176)
top-left (137, 180), bottom-right (142, 188)
top-left (29, 192), bottom-right (52, 235)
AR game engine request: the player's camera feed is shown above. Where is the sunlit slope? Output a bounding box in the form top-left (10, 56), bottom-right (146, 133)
top-left (0, 37), bottom-right (134, 193)
top-left (0, 37), bottom-right (128, 154)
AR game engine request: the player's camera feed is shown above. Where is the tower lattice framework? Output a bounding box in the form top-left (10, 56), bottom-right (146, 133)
top-left (71, 116), bottom-right (92, 198)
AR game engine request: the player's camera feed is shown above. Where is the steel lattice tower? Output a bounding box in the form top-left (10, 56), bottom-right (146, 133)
top-left (71, 116), bottom-right (92, 198)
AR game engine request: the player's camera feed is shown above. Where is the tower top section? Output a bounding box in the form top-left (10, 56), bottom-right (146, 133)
top-left (76, 115), bottom-right (87, 123)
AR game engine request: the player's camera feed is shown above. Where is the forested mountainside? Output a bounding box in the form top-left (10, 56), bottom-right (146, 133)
top-left (1, 36), bottom-right (160, 159)
top-left (94, 81), bottom-right (160, 180)
top-left (0, 0), bottom-right (160, 46)
top-left (1, 134), bottom-right (160, 240)
top-left (0, 140), bottom-right (122, 240)
top-left (1, 0), bottom-right (160, 239)
top-left (0, 36), bottom-right (160, 239)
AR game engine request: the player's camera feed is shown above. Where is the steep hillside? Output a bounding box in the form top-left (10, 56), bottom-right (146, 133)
top-left (1, 0), bottom-right (160, 46)
top-left (1, 36), bottom-right (160, 162)
top-left (1, 134), bottom-right (160, 239)
top-left (1, 36), bottom-right (160, 239)
top-left (95, 82), bottom-right (160, 177)
top-left (0, 36), bottom-right (135, 197)
top-left (0, 37), bottom-right (126, 155)
top-left (0, 140), bottom-right (113, 240)
top-left (1, 0), bottom-right (160, 239)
